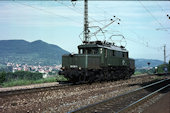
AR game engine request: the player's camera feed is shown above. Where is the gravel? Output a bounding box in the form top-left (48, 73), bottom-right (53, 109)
top-left (130, 93), bottom-right (165, 113)
top-left (0, 82), bottom-right (59, 92)
top-left (0, 75), bottom-right (159, 113)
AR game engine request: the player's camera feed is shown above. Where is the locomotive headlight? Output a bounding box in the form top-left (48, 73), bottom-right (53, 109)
top-left (79, 67), bottom-right (82, 70)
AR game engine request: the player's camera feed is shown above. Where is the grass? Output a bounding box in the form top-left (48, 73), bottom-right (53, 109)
top-left (56, 75), bottom-right (68, 81)
top-left (134, 71), bottom-right (142, 75)
top-left (2, 79), bottom-right (33, 87)
top-left (2, 75), bottom-right (67, 87)
top-left (155, 76), bottom-right (164, 80)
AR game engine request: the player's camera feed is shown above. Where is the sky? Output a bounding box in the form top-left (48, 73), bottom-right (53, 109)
top-left (0, 1), bottom-right (170, 62)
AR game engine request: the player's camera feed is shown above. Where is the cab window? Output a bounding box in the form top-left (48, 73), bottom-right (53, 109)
top-left (100, 48), bottom-right (103, 54)
top-left (79, 48), bottom-right (99, 54)
top-left (79, 49), bottom-right (83, 54)
top-left (122, 52), bottom-right (128, 58)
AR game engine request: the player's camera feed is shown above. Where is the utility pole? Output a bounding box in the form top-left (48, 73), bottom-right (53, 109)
top-left (83, 0), bottom-right (89, 43)
top-left (71, 0), bottom-right (89, 43)
top-left (164, 44), bottom-right (166, 64)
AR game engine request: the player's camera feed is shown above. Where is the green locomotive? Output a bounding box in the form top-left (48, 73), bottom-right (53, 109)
top-left (59, 41), bottom-right (135, 83)
top-left (59, 0), bottom-right (135, 83)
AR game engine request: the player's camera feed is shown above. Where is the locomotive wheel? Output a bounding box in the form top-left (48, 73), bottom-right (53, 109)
top-left (79, 74), bottom-right (86, 83)
top-left (99, 72), bottom-right (104, 82)
top-left (87, 72), bottom-right (92, 84)
top-left (94, 73), bottom-right (100, 82)
top-left (105, 70), bottom-right (112, 81)
top-left (107, 72), bottom-right (112, 81)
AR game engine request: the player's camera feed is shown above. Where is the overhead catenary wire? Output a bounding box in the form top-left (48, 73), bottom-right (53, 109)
top-left (57, 0), bottom-right (124, 36)
top-left (55, 0), bottom-right (123, 42)
top-left (138, 1), bottom-right (169, 33)
top-left (156, 2), bottom-right (169, 16)
top-left (13, 1), bottom-right (169, 53)
top-left (15, 0), bottom-right (121, 43)
top-left (15, 1), bottom-right (83, 25)
top-left (56, 0), bottom-right (108, 27)
top-left (68, 1), bottom-right (168, 51)
top-left (84, 2), bottom-right (165, 50)
top-left (154, 2), bottom-right (170, 30)
top-left (105, 2), bottom-right (169, 50)
top-left (56, 0), bottom-right (83, 15)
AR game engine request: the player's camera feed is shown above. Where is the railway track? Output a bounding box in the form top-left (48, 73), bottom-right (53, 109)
top-left (0, 74), bottom-right (166, 113)
top-left (69, 78), bottom-right (170, 113)
top-left (0, 74), bottom-right (156, 97)
top-left (0, 83), bottom-right (73, 97)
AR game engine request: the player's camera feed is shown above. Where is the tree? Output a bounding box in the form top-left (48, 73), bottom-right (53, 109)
top-left (0, 72), bottom-right (6, 84)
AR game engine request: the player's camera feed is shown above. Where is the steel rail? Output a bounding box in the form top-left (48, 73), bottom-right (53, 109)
top-left (116, 84), bottom-right (170, 113)
top-left (68, 78), bottom-right (169, 113)
top-left (0, 83), bottom-right (72, 97)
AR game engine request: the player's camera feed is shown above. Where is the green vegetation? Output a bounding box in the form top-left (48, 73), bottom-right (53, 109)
top-left (56, 75), bottom-right (68, 81)
top-left (0, 66), bottom-right (12, 72)
top-left (135, 61), bottom-right (170, 75)
top-left (135, 68), bottom-right (155, 75)
top-left (4, 71), bottom-right (43, 81)
top-left (2, 76), bottom-right (57, 87)
top-left (3, 79), bottom-right (33, 87)
top-left (156, 63), bottom-right (169, 73)
top-left (0, 72), bottom-right (6, 85)
top-left (134, 71), bottom-right (142, 75)
top-left (0, 71), bottom-right (68, 87)
top-left (0, 71), bottom-right (42, 87)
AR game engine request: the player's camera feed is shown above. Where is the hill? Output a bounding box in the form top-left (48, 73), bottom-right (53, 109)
top-left (0, 40), bottom-right (69, 65)
top-left (135, 59), bottom-right (164, 69)
top-left (0, 40), bottom-right (165, 68)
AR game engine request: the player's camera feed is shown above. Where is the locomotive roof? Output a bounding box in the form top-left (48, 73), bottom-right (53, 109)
top-left (78, 41), bottom-right (128, 52)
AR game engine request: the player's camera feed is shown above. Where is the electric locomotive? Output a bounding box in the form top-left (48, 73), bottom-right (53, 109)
top-left (59, 41), bottom-right (135, 83)
top-left (58, 0), bottom-right (135, 83)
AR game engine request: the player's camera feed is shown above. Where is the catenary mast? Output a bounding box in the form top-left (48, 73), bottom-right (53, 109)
top-left (83, 0), bottom-right (89, 43)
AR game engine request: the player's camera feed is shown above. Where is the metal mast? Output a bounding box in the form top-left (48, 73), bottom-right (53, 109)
top-left (83, 0), bottom-right (89, 43)
top-left (164, 44), bottom-right (166, 64)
